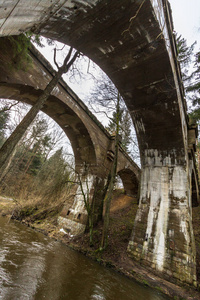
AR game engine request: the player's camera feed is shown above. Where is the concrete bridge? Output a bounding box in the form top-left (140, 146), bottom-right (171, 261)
top-left (0, 38), bottom-right (140, 233)
top-left (0, 0), bottom-right (199, 286)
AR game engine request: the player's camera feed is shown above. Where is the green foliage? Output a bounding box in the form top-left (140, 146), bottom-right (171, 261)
top-left (142, 279), bottom-right (150, 286)
top-left (120, 110), bottom-right (132, 151)
top-left (8, 34), bottom-right (32, 70)
top-left (8, 32), bottom-right (44, 70)
top-left (29, 33), bottom-right (44, 48)
top-left (176, 34), bottom-right (195, 91)
top-left (176, 34), bottom-right (200, 123)
top-left (176, 34), bottom-right (195, 68)
top-left (0, 107), bottom-right (73, 204)
top-left (187, 51), bottom-right (200, 108)
top-left (28, 148), bottom-right (45, 176)
top-left (10, 118), bottom-right (53, 176)
top-left (33, 148), bottom-right (71, 202)
top-left (189, 109), bottom-right (200, 124)
top-left (106, 108), bottom-right (131, 152)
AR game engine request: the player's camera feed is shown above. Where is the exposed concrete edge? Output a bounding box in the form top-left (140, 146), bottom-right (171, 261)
top-left (58, 216), bottom-right (86, 236)
top-left (163, 0), bottom-right (189, 126)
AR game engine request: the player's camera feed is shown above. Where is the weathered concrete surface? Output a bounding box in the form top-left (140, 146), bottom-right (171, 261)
top-left (0, 37), bottom-right (140, 235)
top-left (0, 1), bottom-right (190, 154)
top-left (0, 0), bottom-right (199, 285)
top-left (59, 173), bottom-right (100, 235)
top-left (0, 39), bottom-right (140, 175)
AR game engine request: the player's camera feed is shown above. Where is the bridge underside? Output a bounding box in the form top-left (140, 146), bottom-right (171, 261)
top-left (0, 36), bottom-right (141, 237)
top-left (34, 0), bottom-right (186, 161)
top-left (0, 0), bottom-right (199, 286)
top-left (0, 1), bottom-right (187, 153)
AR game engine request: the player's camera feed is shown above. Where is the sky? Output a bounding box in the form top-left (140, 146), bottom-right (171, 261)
top-left (169, 0), bottom-right (200, 49)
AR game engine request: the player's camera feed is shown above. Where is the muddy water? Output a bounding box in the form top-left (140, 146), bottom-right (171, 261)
top-left (0, 216), bottom-right (170, 300)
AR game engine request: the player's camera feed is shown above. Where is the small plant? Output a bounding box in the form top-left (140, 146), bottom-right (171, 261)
top-left (155, 286), bottom-right (163, 293)
top-left (142, 279), bottom-right (150, 287)
top-left (8, 34), bottom-right (32, 70)
top-left (7, 32), bottom-right (43, 71)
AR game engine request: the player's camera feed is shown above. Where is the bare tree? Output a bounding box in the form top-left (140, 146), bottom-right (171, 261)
top-left (0, 45), bottom-right (80, 181)
top-left (0, 100), bottom-right (19, 114)
top-left (86, 71), bottom-right (139, 160)
top-left (100, 92), bottom-right (120, 249)
top-left (86, 71), bottom-right (139, 248)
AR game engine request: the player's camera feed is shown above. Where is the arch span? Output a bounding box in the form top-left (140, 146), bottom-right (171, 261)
top-left (0, 0), bottom-right (199, 285)
top-left (0, 0), bottom-right (188, 161)
top-left (0, 83), bottom-right (96, 168)
top-left (0, 39), bottom-right (141, 239)
top-left (118, 169), bottom-right (139, 199)
top-left (0, 38), bottom-right (139, 179)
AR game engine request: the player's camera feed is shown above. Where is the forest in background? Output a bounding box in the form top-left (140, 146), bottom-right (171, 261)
top-left (0, 101), bottom-right (74, 209)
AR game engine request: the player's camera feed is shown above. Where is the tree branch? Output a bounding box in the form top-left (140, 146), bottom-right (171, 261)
top-left (53, 48), bottom-right (60, 70)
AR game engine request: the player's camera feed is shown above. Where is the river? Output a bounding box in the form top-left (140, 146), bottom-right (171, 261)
top-left (0, 216), bottom-right (170, 300)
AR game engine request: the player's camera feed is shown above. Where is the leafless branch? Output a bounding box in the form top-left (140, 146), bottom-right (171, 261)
top-left (53, 48), bottom-right (60, 70)
top-left (0, 100), bottom-right (19, 113)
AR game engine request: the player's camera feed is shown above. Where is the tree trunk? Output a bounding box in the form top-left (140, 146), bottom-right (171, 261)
top-left (100, 92), bottom-right (120, 249)
top-left (0, 47), bottom-right (79, 181)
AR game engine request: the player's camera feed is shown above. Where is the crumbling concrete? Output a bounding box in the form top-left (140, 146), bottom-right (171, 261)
top-left (0, 0), bottom-right (199, 286)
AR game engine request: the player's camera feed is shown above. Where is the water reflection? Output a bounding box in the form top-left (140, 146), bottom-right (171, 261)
top-left (0, 217), bottom-right (169, 300)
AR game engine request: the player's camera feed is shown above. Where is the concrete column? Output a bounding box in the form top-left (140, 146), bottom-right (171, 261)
top-left (128, 150), bottom-right (197, 286)
top-left (58, 173), bottom-right (105, 236)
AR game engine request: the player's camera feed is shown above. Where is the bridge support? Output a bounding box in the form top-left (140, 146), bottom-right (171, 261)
top-left (58, 171), bottom-right (105, 236)
top-left (128, 151), bottom-right (197, 286)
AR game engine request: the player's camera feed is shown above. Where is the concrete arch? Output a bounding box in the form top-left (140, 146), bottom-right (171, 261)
top-left (34, 0), bottom-right (187, 166)
top-left (0, 37), bottom-right (140, 191)
top-left (0, 0), bottom-right (187, 163)
top-left (0, 51), bottom-right (141, 237)
top-left (0, 0), bottom-right (199, 285)
top-left (117, 168), bottom-right (139, 198)
top-left (0, 39), bottom-right (113, 174)
top-left (0, 83), bottom-right (96, 169)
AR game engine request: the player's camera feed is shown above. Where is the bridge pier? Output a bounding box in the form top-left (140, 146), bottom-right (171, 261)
top-left (128, 151), bottom-right (197, 286)
top-left (58, 170), bottom-right (105, 236)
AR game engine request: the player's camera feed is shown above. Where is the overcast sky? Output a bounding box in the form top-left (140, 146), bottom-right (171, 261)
top-left (169, 0), bottom-right (200, 49)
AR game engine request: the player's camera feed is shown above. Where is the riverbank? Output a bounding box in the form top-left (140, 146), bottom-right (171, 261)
top-left (0, 194), bottom-right (200, 300)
